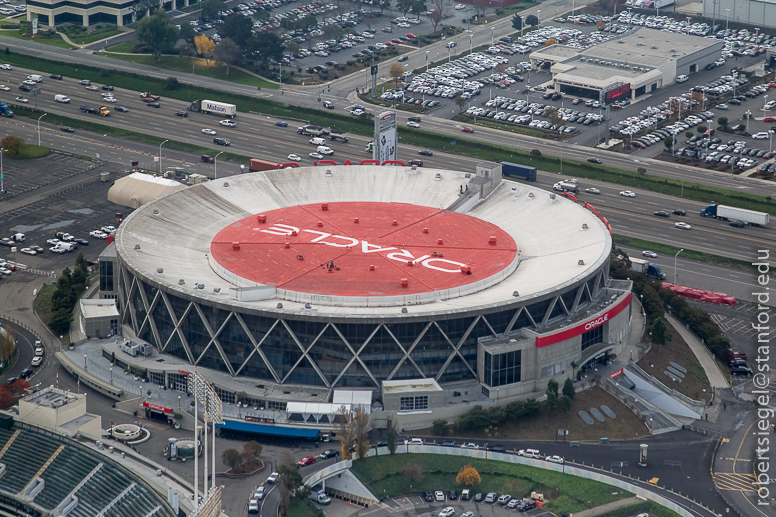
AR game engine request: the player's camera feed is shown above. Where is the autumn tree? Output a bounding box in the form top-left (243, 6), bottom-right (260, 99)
top-left (427, 9), bottom-right (442, 32)
top-left (456, 465), bottom-right (481, 487)
top-left (353, 406), bottom-right (371, 460)
top-left (389, 64), bottom-right (404, 85)
top-left (0, 325), bottom-right (16, 366)
top-left (473, 0), bottom-right (487, 17)
top-left (1, 136), bottom-right (24, 157)
top-left (336, 405), bottom-right (356, 460)
top-left (195, 34), bottom-right (216, 64)
top-left (221, 448), bottom-right (241, 469)
top-left (242, 440), bottom-right (262, 462)
top-left (0, 386), bottom-right (13, 410)
top-left (544, 37), bottom-right (557, 47)
top-left (7, 379), bottom-right (29, 398)
top-left (398, 463), bottom-right (424, 482)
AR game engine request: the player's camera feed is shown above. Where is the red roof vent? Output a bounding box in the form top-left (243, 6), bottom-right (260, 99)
top-left (232, 242), bottom-right (241, 250)
top-left (489, 236), bottom-right (497, 244)
top-left (423, 228), bottom-right (429, 233)
top-left (354, 217), bottom-right (359, 223)
top-left (438, 239), bottom-right (444, 245)
top-left (400, 278), bottom-right (409, 287)
top-left (321, 203), bottom-right (328, 211)
top-left (257, 214), bottom-right (267, 223)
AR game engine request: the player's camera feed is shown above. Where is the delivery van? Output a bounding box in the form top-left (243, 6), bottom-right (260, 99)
top-left (309, 137), bottom-right (327, 146)
top-left (54, 94), bottom-right (70, 103)
top-left (317, 146), bottom-right (334, 155)
top-left (27, 74), bottom-right (43, 83)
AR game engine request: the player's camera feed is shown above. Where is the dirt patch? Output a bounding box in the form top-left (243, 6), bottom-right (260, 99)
top-left (638, 325), bottom-right (711, 403)
top-left (416, 388), bottom-right (649, 442)
top-left (220, 458), bottom-right (265, 477)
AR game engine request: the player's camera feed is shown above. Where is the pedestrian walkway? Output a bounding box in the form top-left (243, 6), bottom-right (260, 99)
top-left (665, 314), bottom-right (728, 388)
top-left (572, 497), bottom-right (643, 517)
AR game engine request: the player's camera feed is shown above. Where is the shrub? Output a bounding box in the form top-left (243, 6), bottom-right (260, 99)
top-left (530, 149), bottom-right (541, 156)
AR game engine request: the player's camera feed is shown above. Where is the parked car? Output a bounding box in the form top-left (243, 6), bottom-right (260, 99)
top-left (435, 491), bottom-right (445, 501)
top-left (497, 494), bottom-right (511, 505)
top-left (266, 472), bottom-right (279, 484)
top-left (438, 507), bottom-right (455, 517)
top-left (319, 449), bottom-right (338, 459)
top-left (423, 491), bottom-right (434, 502)
top-left (297, 456), bottom-right (317, 467)
top-left (485, 493), bottom-right (498, 503)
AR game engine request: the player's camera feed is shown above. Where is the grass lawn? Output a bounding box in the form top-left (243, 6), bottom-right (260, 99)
top-left (351, 453), bottom-right (632, 514)
top-left (638, 325), bottom-right (712, 403)
top-left (416, 388), bottom-right (649, 442)
top-left (33, 284), bottom-right (57, 326)
top-left (105, 41), bottom-right (135, 53)
top-left (67, 28), bottom-right (123, 44)
top-left (613, 235), bottom-right (759, 271)
top-left (6, 144), bottom-right (51, 159)
top-left (287, 498), bottom-right (322, 517)
top-left (0, 30), bottom-right (77, 49)
top-left (104, 54), bottom-right (278, 89)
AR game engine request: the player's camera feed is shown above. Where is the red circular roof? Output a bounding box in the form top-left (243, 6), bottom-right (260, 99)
top-left (210, 202), bottom-right (517, 299)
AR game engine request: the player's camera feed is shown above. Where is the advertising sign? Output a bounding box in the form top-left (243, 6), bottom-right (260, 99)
top-left (374, 111), bottom-right (397, 162)
top-left (535, 293), bottom-right (632, 347)
top-left (32, 17), bottom-right (38, 35)
top-left (143, 401), bottom-right (173, 414)
top-left (600, 83), bottom-right (631, 105)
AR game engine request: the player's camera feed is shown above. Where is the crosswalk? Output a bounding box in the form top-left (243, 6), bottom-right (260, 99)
top-left (713, 472), bottom-right (757, 492)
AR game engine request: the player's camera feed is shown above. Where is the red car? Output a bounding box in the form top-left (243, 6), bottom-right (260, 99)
top-left (704, 128), bottom-right (715, 136)
top-left (769, 82), bottom-right (776, 88)
top-left (141, 97), bottom-right (157, 103)
top-left (405, 32), bottom-right (416, 38)
top-left (297, 456), bottom-right (317, 467)
top-left (392, 38), bottom-right (402, 44)
top-left (385, 41), bottom-right (396, 46)
top-left (409, 159), bottom-right (423, 166)
top-left (461, 127), bottom-right (474, 133)
top-left (764, 117), bottom-right (776, 122)
top-left (631, 141), bottom-right (646, 149)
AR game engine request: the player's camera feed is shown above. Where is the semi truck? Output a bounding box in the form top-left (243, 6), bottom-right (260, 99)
top-left (0, 103), bottom-right (13, 117)
top-left (630, 258), bottom-right (666, 279)
top-left (501, 162), bottom-right (537, 181)
top-left (80, 104), bottom-right (110, 116)
top-left (188, 99), bottom-right (237, 118)
top-left (249, 158), bottom-right (279, 172)
top-left (297, 125), bottom-right (328, 137)
top-left (699, 204), bottom-right (769, 226)
top-left (329, 130), bottom-right (349, 143)
top-left (553, 180), bottom-right (579, 193)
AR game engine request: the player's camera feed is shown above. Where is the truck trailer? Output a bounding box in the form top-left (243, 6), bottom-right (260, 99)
top-left (699, 204), bottom-right (769, 226)
top-left (643, 0), bottom-right (674, 8)
top-left (630, 258), bottom-right (666, 279)
top-left (329, 130), bottom-right (349, 142)
top-left (188, 99), bottom-right (237, 118)
top-left (297, 125), bottom-right (328, 137)
top-left (554, 180), bottom-right (579, 193)
top-left (249, 159), bottom-right (279, 172)
top-left (501, 161), bottom-right (537, 181)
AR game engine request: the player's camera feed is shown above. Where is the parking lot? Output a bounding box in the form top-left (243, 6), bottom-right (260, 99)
top-left (369, 496), bottom-right (554, 517)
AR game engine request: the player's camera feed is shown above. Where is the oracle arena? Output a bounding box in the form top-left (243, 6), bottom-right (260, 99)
top-left (110, 163), bottom-right (633, 404)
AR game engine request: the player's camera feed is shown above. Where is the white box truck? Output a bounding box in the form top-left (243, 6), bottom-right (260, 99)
top-left (309, 490), bottom-right (331, 505)
top-left (188, 99), bottom-right (237, 118)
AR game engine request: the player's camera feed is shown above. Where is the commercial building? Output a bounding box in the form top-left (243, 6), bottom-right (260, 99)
top-left (529, 28), bottom-right (724, 99)
top-left (80, 299), bottom-right (120, 338)
top-left (703, 0), bottom-right (776, 31)
top-left (108, 164), bottom-right (633, 414)
top-left (18, 387), bottom-right (102, 437)
top-left (26, 0), bottom-right (185, 29)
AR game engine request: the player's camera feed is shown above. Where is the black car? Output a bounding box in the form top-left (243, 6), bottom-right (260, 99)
top-left (320, 449), bottom-right (338, 459)
top-left (5, 377), bottom-right (17, 385)
top-left (102, 85), bottom-right (114, 91)
top-left (214, 138), bottom-right (230, 146)
top-left (50, 74), bottom-right (63, 80)
top-left (449, 491), bottom-right (457, 500)
top-left (18, 84), bottom-right (31, 91)
top-left (438, 441), bottom-right (456, 447)
top-left (75, 238), bottom-right (89, 245)
top-left (408, 116), bottom-right (421, 122)
top-left (148, 101), bottom-right (161, 108)
top-left (731, 365), bottom-right (753, 375)
top-left (418, 150), bottom-right (433, 156)
top-left (423, 491), bottom-right (434, 502)
top-left (175, 110), bottom-right (189, 117)
top-left (729, 220), bottom-right (746, 228)
top-left (19, 368), bottom-right (31, 379)
top-left (587, 157), bottom-right (602, 164)
top-left (115, 106), bottom-right (129, 112)
top-left (672, 209), bottom-right (686, 216)
top-left (488, 444), bottom-right (507, 453)
top-left (474, 493), bottom-right (484, 503)
top-left (653, 211), bottom-right (670, 217)
top-left (60, 126), bottom-right (74, 133)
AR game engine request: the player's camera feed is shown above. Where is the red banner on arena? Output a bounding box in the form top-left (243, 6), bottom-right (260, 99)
top-left (143, 401), bottom-right (173, 414)
top-left (535, 293), bottom-right (632, 348)
top-left (609, 368), bottom-right (624, 379)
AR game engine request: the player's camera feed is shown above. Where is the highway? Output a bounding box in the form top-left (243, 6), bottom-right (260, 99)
top-left (2, 26), bottom-right (776, 196)
top-left (0, 69), bottom-right (772, 264)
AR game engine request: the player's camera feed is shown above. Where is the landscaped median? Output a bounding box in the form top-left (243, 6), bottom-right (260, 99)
top-left (1, 50), bottom-right (775, 214)
top-left (349, 453), bottom-right (683, 517)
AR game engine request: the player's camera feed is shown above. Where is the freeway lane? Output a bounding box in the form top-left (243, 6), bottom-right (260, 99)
top-left (2, 72), bottom-right (772, 262)
top-left (3, 38), bottom-right (776, 194)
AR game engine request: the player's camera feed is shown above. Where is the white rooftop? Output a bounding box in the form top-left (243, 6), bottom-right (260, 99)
top-left (382, 378), bottom-right (444, 393)
top-left (80, 299), bottom-right (120, 319)
top-left (116, 166), bottom-right (611, 318)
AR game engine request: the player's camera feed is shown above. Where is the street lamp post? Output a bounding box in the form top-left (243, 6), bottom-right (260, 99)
top-left (214, 151), bottom-right (224, 180)
top-left (521, 16), bottom-right (525, 38)
top-left (0, 147), bottom-right (4, 194)
top-left (725, 8), bottom-right (730, 30)
top-left (37, 113), bottom-right (46, 147)
top-left (674, 249), bottom-right (683, 284)
top-left (537, 10), bottom-right (541, 29)
top-left (746, 110), bottom-right (752, 134)
top-left (770, 130), bottom-right (774, 153)
top-left (491, 27), bottom-right (494, 47)
top-left (426, 50), bottom-right (429, 72)
top-left (469, 34), bottom-right (473, 54)
top-left (159, 139), bottom-right (168, 175)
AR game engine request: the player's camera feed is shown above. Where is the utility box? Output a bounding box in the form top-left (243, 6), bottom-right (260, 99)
top-left (100, 172), bottom-right (111, 182)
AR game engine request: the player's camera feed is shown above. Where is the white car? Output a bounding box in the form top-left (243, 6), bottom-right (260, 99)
top-left (100, 92), bottom-right (114, 97)
top-left (497, 494), bottom-right (511, 505)
top-left (202, 128), bottom-right (217, 135)
top-left (407, 121), bottom-right (420, 128)
top-left (584, 187), bottom-right (600, 194)
top-left (85, 85), bottom-right (99, 91)
top-left (0, 85), bottom-right (9, 91)
top-left (287, 154), bottom-right (301, 161)
top-left (220, 120), bottom-right (237, 127)
top-left (90, 230), bottom-right (108, 239)
top-left (266, 472), bottom-right (279, 484)
top-left (545, 455), bottom-right (564, 464)
top-left (351, 108), bottom-right (364, 116)
top-left (47, 238), bottom-right (61, 246)
top-left (15, 97), bottom-right (28, 103)
top-left (460, 443), bottom-right (480, 449)
top-left (20, 247), bottom-right (36, 255)
top-left (31, 356), bottom-right (42, 366)
top-left (0, 64), bottom-right (11, 70)
top-left (434, 491), bottom-right (445, 501)
top-left (101, 225), bottom-right (116, 234)
top-left (642, 250), bottom-right (657, 258)
top-left (49, 246), bottom-right (66, 254)
top-left (752, 132), bottom-right (770, 139)
top-left (675, 222), bottom-right (692, 230)
top-left (248, 499), bottom-right (259, 514)
top-left (0, 267), bottom-right (11, 275)
top-left (102, 96), bottom-right (118, 103)
top-left (455, 3), bottom-right (466, 8)
top-left (619, 190), bottom-right (636, 197)
top-left (439, 507), bottom-right (455, 517)
top-left (255, 486), bottom-right (265, 500)
top-left (309, 152), bottom-right (323, 159)
top-left (22, 79), bottom-right (36, 86)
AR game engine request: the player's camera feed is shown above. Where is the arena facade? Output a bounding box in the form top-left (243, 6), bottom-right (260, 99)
top-left (109, 163), bottom-right (633, 406)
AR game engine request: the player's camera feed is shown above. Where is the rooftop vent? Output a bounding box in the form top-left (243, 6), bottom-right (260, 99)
top-left (304, 303), bottom-right (312, 309)
top-left (277, 303), bottom-right (283, 309)
top-left (179, 279), bottom-right (185, 285)
top-left (153, 209), bottom-right (159, 216)
top-left (223, 182), bottom-right (229, 187)
top-left (325, 170), bottom-right (332, 177)
top-left (513, 291), bottom-right (520, 297)
top-left (578, 259), bottom-right (585, 265)
top-left (213, 287), bottom-right (221, 293)
top-left (157, 268), bottom-right (164, 274)
top-left (582, 223), bottom-right (589, 229)
top-left (549, 193), bottom-right (556, 199)
top-left (411, 165), bottom-right (417, 170)
top-left (434, 173), bottom-right (442, 180)
top-left (197, 284), bottom-right (204, 289)
top-left (528, 192), bottom-right (534, 198)
top-left (134, 244), bottom-right (140, 250)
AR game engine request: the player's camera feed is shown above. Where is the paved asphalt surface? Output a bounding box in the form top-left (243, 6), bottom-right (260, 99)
top-left (0, 317), bottom-right (38, 383)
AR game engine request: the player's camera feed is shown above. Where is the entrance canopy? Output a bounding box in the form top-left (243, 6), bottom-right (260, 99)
top-left (216, 419), bottom-right (320, 438)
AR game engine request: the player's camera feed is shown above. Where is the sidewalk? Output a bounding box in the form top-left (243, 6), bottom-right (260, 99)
top-left (573, 497), bottom-right (643, 517)
top-left (665, 314), bottom-right (728, 388)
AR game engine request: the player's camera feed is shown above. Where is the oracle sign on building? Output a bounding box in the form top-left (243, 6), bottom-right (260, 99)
top-left (534, 293), bottom-right (632, 348)
top-left (374, 111), bottom-right (397, 163)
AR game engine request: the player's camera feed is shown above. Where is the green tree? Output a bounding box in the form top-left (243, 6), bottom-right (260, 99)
top-left (386, 429), bottom-right (397, 454)
top-left (455, 95), bottom-right (468, 112)
top-left (664, 135), bottom-right (673, 149)
top-left (71, 251), bottom-right (88, 295)
top-left (1, 136), bottom-right (24, 157)
top-left (379, 0), bottom-right (391, 13)
top-left (649, 317), bottom-right (670, 345)
top-left (524, 398), bottom-right (540, 416)
top-left (562, 378), bottom-right (575, 400)
top-left (221, 14), bottom-right (254, 47)
top-left (292, 14), bottom-right (319, 33)
top-left (410, 0), bottom-right (426, 18)
top-left (512, 14), bottom-right (523, 30)
top-left (221, 448), bottom-right (241, 469)
top-left (165, 76), bottom-right (181, 90)
top-left (277, 464), bottom-right (305, 494)
top-left (547, 378), bottom-right (559, 397)
top-left (736, 123), bottom-right (746, 132)
top-left (544, 390), bottom-right (557, 412)
top-left (561, 396), bottom-right (572, 411)
top-left (213, 37), bottom-right (242, 75)
top-left (200, 0), bottom-right (225, 20)
top-left (130, 0), bottom-right (159, 22)
top-left (684, 131), bottom-right (693, 139)
top-left (525, 14), bottom-right (538, 26)
top-left (718, 116), bottom-right (728, 127)
top-left (136, 9), bottom-right (179, 61)
top-left (179, 23), bottom-right (196, 45)
top-left (397, 0), bottom-right (414, 15)
top-left (432, 419), bottom-right (449, 435)
top-left (323, 24), bottom-right (344, 42)
top-left (246, 32), bottom-right (284, 67)
top-left (697, 125), bottom-right (707, 134)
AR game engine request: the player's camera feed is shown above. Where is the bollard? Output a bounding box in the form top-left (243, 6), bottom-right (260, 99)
top-left (198, 162), bottom-right (200, 165)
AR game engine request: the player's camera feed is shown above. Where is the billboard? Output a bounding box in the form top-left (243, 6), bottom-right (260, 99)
top-left (374, 110), bottom-right (397, 162)
top-left (600, 83), bottom-right (631, 105)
